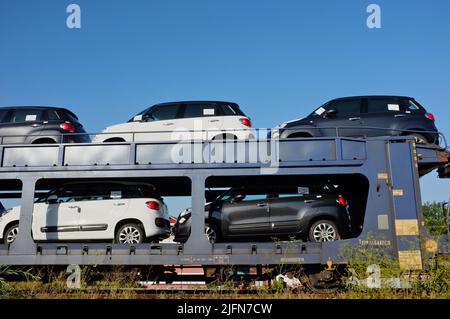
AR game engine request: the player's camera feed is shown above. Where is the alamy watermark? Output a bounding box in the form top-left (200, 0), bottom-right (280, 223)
top-left (66, 4), bottom-right (81, 29)
top-left (367, 4), bottom-right (381, 29)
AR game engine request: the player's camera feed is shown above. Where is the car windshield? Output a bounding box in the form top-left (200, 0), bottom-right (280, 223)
top-left (128, 107), bottom-right (151, 122)
top-left (308, 102), bottom-right (330, 117)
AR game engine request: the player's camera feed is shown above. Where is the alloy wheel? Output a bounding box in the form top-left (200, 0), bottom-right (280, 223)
top-left (205, 225), bottom-right (217, 244)
top-left (6, 226), bottom-right (19, 244)
top-left (312, 223), bottom-right (337, 242)
top-left (118, 226), bottom-right (142, 244)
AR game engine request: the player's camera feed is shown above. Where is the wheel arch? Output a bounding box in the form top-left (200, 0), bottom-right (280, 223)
top-left (103, 137), bottom-right (126, 143)
top-left (114, 218), bottom-right (146, 238)
top-left (31, 137), bottom-right (57, 144)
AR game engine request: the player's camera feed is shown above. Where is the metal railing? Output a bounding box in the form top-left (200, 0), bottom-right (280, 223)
top-left (0, 126), bottom-right (447, 149)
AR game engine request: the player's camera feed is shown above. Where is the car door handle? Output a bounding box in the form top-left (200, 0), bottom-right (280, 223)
top-left (209, 119), bottom-right (220, 122)
top-left (163, 123), bottom-right (174, 126)
top-left (113, 203), bottom-right (126, 206)
top-left (394, 114), bottom-right (406, 118)
top-left (304, 199), bottom-right (315, 203)
top-left (68, 206), bottom-right (81, 213)
top-left (348, 117), bottom-right (361, 121)
top-left (256, 203), bottom-right (268, 207)
top-left (31, 124), bottom-right (41, 127)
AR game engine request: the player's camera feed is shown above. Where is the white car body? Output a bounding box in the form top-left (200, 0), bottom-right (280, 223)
top-left (92, 101), bottom-right (254, 143)
top-left (0, 184), bottom-right (170, 243)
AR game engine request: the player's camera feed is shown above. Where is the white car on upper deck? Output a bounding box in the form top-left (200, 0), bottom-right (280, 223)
top-left (93, 101), bottom-right (254, 143)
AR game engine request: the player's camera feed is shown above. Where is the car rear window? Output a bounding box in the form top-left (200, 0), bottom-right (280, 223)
top-left (368, 98), bottom-right (402, 113)
top-left (10, 109), bottom-right (43, 123)
top-left (59, 110), bottom-right (81, 124)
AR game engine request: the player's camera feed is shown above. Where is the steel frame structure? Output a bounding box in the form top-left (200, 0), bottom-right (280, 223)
top-left (0, 136), bottom-right (448, 269)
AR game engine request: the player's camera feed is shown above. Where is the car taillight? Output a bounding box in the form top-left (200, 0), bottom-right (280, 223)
top-left (337, 196), bottom-right (348, 207)
top-left (239, 117), bottom-right (252, 127)
top-left (146, 200), bottom-right (160, 211)
top-left (425, 113), bottom-right (435, 121)
top-left (60, 122), bottom-right (75, 133)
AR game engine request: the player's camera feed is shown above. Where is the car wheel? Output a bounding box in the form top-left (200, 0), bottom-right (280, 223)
top-left (4, 224), bottom-right (19, 244)
top-left (309, 220), bottom-right (339, 242)
top-left (205, 224), bottom-right (220, 244)
top-left (407, 133), bottom-right (428, 144)
top-left (116, 224), bottom-right (144, 244)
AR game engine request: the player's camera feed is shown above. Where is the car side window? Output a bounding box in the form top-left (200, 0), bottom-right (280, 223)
top-left (87, 185), bottom-right (124, 201)
top-left (367, 99), bottom-right (401, 113)
top-left (270, 186), bottom-right (311, 198)
top-left (221, 104), bottom-right (238, 116)
top-left (329, 99), bottom-right (361, 117)
top-left (8, 109), bottom-right (43, 123)
top-left (149, 106), bottom-right (180, 121)
top-left (122, 186), bottom-right (143, 198)
top-left (55, 188), bottom-right (87, 203)
top-left (402, 99), bottom-right (421, 111)
top-left (0, 109), bottom-right (9, 123)
top-left (240, 194), bottom-right (267, 202)
top-left (183, 104), bottom-right (218, 118)
top-left (47, 110), bottom-right (61, 121)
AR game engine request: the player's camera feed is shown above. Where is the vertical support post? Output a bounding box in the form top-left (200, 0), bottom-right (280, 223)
top-left (184, 174), bottom-right (211, 254)
top-left (387, 141), bottom-right (424, 270)
top-left (335, 138), bottom-right (343, 161)
top-left (0, 146), bottom-right (4, 167)
top-left (9, 176), bottom-right (39, 255)
top-left (57, 144), bottom-right (65, 166)
top-left (129, 143), bottom-right (137, 165)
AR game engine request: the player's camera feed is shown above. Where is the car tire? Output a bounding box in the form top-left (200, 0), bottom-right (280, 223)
top-left (115, 223), bottom-right (145, 244)
top-left (308, 220), bottom-right (340, 242)
top-left (407, 133), bottom-right (428, 144)
top-left (4, 223), bottom-right (19, 244)
top-left (205, 224), bottom-right (221, 244)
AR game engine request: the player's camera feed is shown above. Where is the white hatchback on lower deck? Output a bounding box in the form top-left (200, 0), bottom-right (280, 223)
top-left (0, 181), bottom-right (170, 244)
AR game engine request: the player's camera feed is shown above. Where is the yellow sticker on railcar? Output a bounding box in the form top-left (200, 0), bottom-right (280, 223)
top-left (377, 173), bottom-right (389, 180)
top-left (392, 189), bottom-right (404, 196)
top-left (395, 219), bottom-right (419, 236)
top-left (398, 250), bottom-right (422, 270)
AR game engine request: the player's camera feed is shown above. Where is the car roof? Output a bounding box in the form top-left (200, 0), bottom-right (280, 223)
top-left (331, 95), bottom-right (414, 101)
top-left (153, 101), bottom-right (238, 107)
top-left (0, 106), bottom-right (79, 119)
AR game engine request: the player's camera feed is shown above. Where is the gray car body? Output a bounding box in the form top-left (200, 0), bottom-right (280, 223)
top-left (173, 188), bottom-right (350, 243)
top-left (278, 96), bottom-right (439, 143)
top-left (0, 106), bottom-right (90, 144)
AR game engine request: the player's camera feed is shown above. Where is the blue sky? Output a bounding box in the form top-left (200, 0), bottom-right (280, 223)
top-left (0, 0), bottom-right (449, 210)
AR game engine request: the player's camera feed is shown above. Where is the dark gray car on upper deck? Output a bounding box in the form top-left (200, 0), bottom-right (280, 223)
top-left (277, 96), bottom-right (439, 144)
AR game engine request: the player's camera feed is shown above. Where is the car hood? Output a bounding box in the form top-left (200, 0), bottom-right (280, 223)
top-left (101, 122), bottom-right (131, 133)
top-left (0, 206), bottom-right (19, 217)
top-left (281, 118), bottom-right (312, 128)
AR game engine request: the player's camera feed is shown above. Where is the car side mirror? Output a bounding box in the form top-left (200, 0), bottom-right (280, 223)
top-left (47, 195), bottom-right (58, 204)
top-left (324, 109), bottom-right (337, 118)
top-left (231, 194), bottom-right (245, 203)
top-left (132, 115), bottom-right (143, 122)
